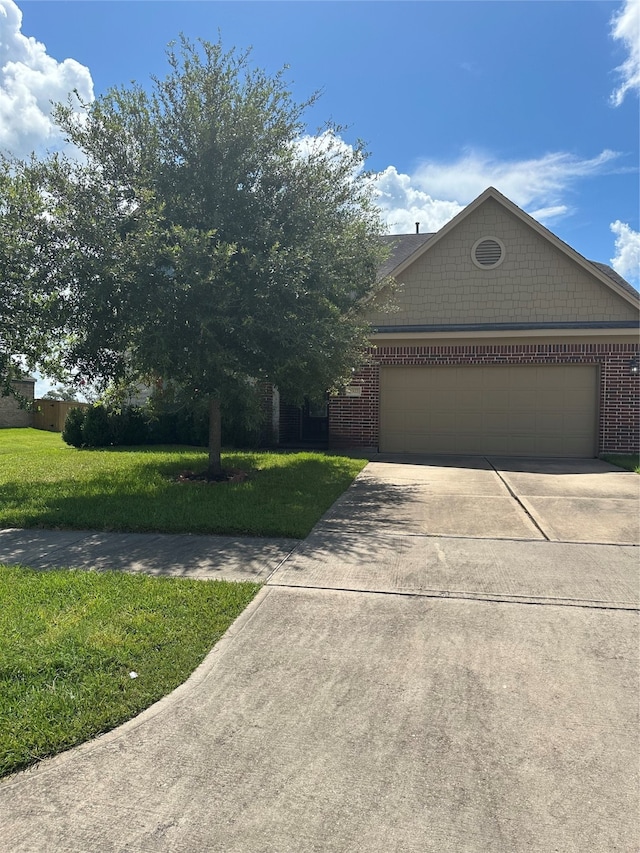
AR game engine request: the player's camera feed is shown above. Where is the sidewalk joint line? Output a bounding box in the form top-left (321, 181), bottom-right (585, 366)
top-left (263, 541), bottom-right (303, 583)
top-left (265, 581), bottom-right (639, 611)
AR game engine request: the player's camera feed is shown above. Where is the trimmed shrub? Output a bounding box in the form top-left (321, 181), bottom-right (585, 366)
top-left (122, 407), bottom-right (149, 445)
top-left (81, 405), bottom-right (112, 447)
top-left (146, 411), bottom-right (179, 445)
top-left (62, 407), bottom-right (87, 448)
top-left (109, 406), bottom-right (149, 446)
top-left (175, 404), bottom-right (208, 447)
top-left (221, 383), bottom-right (266, 449)
top-left (62, 391), bottom-right (269, 450)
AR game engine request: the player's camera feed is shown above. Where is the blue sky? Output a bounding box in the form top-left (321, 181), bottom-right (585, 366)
top-left (2, 0), bottom-right (639, 294)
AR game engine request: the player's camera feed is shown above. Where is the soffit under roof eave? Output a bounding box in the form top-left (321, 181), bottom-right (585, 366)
top-left (371, 325), bottom-right (640, 341)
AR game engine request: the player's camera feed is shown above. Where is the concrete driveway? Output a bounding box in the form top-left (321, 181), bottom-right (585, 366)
top-left (275, 455), bottom-right (639, 608)
top-left (316, 454), bottom-right (640, 544)
top-left (1, 456), bottom-right (638, 852)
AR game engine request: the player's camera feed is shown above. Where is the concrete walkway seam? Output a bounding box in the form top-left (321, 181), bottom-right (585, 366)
top-left (485, 457), bottom-right (550, 541)
top-left (265, 580), bottom-right (640, 611)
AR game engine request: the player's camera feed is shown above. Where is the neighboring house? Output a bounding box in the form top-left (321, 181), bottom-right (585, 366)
top-left (0, 377), bottom-right (35, 428)
top-left (289, 187), bottom-right (639, 457)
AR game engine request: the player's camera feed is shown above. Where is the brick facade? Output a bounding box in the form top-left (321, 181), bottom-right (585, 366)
top-left (0, 379), bottom-right (35, 428)
top-left (328, 189), bottom-right (639, 458)
top-left (328, 341), bottom-right (640, 455)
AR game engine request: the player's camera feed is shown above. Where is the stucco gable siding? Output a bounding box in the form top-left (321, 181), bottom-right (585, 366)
top-left (367, 197), bottom-right (639, 328)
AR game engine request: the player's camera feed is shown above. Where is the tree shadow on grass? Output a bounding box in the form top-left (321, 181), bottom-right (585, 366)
top-left (0, 451), bottom-right (366, 539)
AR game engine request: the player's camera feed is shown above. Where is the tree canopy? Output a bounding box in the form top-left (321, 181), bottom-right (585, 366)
top-left (0, 160), bottom-right (65, 398)
top-left (6, 37), bottom-right (389, 473)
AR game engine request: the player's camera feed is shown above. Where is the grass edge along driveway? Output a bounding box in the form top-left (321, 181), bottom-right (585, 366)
top-left (601, 453), bottom-right (640, 473)
top-left (0, 565), bottom-right (261, 779)
top-left (0, 429), bottom-right (368, 539)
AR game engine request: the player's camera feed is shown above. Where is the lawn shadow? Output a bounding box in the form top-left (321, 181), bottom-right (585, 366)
top-left (0, 450), bottom-right (366, 539)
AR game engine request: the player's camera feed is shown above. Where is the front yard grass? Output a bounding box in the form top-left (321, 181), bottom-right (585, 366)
top-left (0, 431), bottom-right (364, 777)
top-left (0, 429), bottom-right (367, 539)
top-left (601, 454), bottom-right (640, 474)
top-left (0, 564), bottom-right (260, 778)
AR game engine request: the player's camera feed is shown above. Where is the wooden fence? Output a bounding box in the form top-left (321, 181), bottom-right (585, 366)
top-left (32, 399), bottom-right (89, 432)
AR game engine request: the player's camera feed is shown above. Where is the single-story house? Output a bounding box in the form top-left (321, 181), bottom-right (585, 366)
top-left (0, 376), bottom-right (35, 428)
top-left (281, 187), bottom-right (639, 457)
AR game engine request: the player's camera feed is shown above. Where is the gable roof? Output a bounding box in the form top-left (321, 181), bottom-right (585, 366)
top-left (378, 233), bottom-right (434, 279)
top-left (381, 187), bottom-right (639, 308)
top-left (589, 261), bottom-right (639, 299)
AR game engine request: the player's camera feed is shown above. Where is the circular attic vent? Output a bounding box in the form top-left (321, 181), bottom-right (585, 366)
top-left (472, 237), bottom-right (505, 269)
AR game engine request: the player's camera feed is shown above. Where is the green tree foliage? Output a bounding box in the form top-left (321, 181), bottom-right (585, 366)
top-left (42, 385), bottom-right (79, 401)
top-left (0, 161), bottom-right (66, 400)
top-left (17, 37), bottom-right (389, 475)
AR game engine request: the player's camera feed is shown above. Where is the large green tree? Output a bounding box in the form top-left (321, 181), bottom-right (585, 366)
top-left (21, 38), bottom-right (389, 475)
top-left (0, 159), bottom-right (66, 399)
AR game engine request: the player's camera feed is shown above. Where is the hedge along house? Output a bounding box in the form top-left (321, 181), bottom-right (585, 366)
top-left (327, 187), bottom-right (639, 458)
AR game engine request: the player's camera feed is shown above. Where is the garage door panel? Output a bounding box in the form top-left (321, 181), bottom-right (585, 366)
top-left (507, 412), bottom-right (534, 432)
top-left (383, 390), bottom-right (416, 411)
top-left (562, 413), bottom-right (591, 434)
top-left (429, 411), bottom-right (458, 431)
top-left (534, 408), bottom-right (570, 430)
top-left (508, 435), bottom-right (538, 455)
top-left (380, 365), bottom-right (598, 457)
top-left (482, 412), bottom-right (508, 432)
top-left (482, 389), bottom-right (508, 409)
top-left (506, 389), bottom-right (537, 410)
top-left (480, 369), bottom-right (509, 391)
top-left (564, 389), bottom-right (595, 408)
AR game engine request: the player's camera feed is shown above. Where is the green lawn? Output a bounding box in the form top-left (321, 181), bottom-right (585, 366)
top-left (0, 429), bottom-right (367, 538)
top-left (601, 454), bottom-right (640, 474)
top-left (0, 564), bottom-right (260, 778)
top-left (0, 430), bottom-right (365, 774)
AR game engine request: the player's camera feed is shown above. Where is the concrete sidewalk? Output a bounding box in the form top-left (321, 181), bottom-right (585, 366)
top-left (0, 527), bottom-right (298, 582)
top-left (1, 456), bottom-right (638, 852)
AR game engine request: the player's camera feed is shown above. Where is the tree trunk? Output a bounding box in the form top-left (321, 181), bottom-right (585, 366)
top-left (207, 396), bottom-right (223, 478)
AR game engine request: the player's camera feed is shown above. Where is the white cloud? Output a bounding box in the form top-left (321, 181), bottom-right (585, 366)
top-left (373, 166), bottom-right (464, 234)
top-left (610, 220), bottom-right (640, 285)
top-left (610, 0), bottom-right (640, 106)
top-left (0, 0), bottom-right (94, 159)
top-left (372, 149), bottom-right (621, 234)
top-left (527, 204), bottom-right (569, 222)
top-left (412, 150), bottom-right (620, 211)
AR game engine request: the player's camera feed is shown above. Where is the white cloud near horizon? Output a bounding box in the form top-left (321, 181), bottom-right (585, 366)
top-left (610, 0), bottom-right (640, 106)
top-left (0, 0), bottom-right (94, 159)
top-left (373, 149), bottom-right (621, 234)
top-left (610, 220), bottom-right (640, 284)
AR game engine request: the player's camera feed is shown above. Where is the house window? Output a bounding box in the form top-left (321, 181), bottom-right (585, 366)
top-left (472, 236), bottom-right (505, 269)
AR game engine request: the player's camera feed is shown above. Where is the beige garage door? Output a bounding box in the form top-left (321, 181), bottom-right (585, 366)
top-left (380, 364), bottom-right (598, 457)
